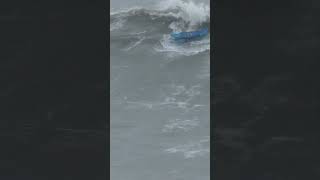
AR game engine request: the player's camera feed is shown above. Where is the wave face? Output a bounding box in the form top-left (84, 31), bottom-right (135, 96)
top-left (110, 0), bottom-right (210, 56)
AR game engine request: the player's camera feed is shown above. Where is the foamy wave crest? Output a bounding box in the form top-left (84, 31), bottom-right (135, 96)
top-left (157, 0), bottom-right (210, 29)
top-left (110, 0), bottom-right (210, 31)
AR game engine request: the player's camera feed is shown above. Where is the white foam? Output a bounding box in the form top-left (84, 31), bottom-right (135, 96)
top-left (162, 117), bottom-right (199, 133)
top-left (154, 34), bottom-right (210, 57)
top-left (157, 0), bottom-right (210, 29)
top-left (110, 0), bottom-right (210, 30)
top-left (123, 37), bottom-right (146, 51)
top-left (110, 17), bottom-right (126, 31)
top-left (129, 31), bottom-right (147, 36)
top-left (164, 138), bottom-right (210, 159)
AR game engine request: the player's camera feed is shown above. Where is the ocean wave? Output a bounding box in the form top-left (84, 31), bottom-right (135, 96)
top-left (110, 0), bottom-right (210, 56)
top-left (111, 33), bottom-right (209, 56)
top-left (110, 0), bottom-right (210, 32)
top-left (157, 0), bottom-right (210, 28)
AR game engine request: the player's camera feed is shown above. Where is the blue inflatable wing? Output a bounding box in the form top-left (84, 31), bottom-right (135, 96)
top-left (171, 28), bottom-right (209, 40)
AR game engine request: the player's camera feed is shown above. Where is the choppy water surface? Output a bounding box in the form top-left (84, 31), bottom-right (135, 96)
top-left (110, 0), bottom-right (210, 179)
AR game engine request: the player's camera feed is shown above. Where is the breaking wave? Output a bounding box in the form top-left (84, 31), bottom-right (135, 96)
top-left (110, 0), bottom-right (210, 56)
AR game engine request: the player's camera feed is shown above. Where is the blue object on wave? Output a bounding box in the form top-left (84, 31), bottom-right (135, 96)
top-left (170, 28), bottom-right (209, 40)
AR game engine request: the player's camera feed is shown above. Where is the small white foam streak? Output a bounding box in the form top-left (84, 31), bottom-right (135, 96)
top-left (162, 117), bottom-right (199, 133)
top-left (119, 97), bottom-right (205, 112)
top-left (164, 138), bottom-right (210, 159)
top-left (170, 84), bottom-right (201, 97)
top-left (123, 99), bottom-right (205, 112)
top-left (161, 100), bottom-right (205, 113)
top-left (110, 6), bottom-right (142, 16)
top-left (123, 37), bottom-right (146, 51)
top-left (129, 31), bottom-right (147, 36)
top-left (118, 84), bottom-right (206, 112)
top-left (162, 84), bottom-right (206, 112)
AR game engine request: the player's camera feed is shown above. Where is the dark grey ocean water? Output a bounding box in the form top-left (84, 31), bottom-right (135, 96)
top-left (110, 0), bottom-right (210, 179)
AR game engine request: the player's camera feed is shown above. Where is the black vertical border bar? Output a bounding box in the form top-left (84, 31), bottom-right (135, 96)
top-left (210, 1), bottom-right (320, 179)
top-left (106, 0), bottom-right (111, 179)
top-left (210, 1), bottom-right (215, 180)
top-left (1, 1), bottom-right (109, 179)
